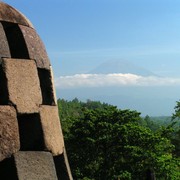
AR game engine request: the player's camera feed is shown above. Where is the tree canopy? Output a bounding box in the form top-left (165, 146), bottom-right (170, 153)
top-left (58, 98), bottom-right (180, 180)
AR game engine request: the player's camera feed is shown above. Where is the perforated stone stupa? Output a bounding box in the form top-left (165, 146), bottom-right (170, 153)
top-left (0, 2), bottom-right (72, 179)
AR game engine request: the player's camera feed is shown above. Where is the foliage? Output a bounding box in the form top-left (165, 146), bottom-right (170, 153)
top-left (58, 98), bottom-right (180, 180)
top-left (171, 100), bottom-right (180, 157)
top-left (58, 98), bottom-right (110, 135)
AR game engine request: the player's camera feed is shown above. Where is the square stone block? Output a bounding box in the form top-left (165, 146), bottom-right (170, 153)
top-left (2, 58), bottom-right (42, 114)
top-left (19, 25), bottom-right (50, 70)
top-left (14, 151), bottom-right (58, 180)
top-left (40, 106), bottom-right (64, 155)
top-left (0, 106), bottom-right (20, 161)
top-left (0, 22), bottom-right (11, 60)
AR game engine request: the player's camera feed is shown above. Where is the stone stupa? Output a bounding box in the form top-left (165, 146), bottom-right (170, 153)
top-left (0, 2), bottom-right (72, 179)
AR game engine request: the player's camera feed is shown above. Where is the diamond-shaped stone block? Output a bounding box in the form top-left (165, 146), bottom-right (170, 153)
top-left (0, 23), bottom-right (10, 60)
top-left (2, 58), bottom-right (42, 114)
top-left (0, 2), bottom-right (33, 28)
top-left (0, 106), bottom-right (20, 161)
top-left (19, 25), bottom-right (50, 70)
top-left (14, 151), bottom-right (58, 180)
top-left (40, 106), bottom-right (64, 155)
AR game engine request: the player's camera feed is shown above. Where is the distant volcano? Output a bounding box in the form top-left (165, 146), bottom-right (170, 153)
top-left (89, 60), bottom-right (157, 77)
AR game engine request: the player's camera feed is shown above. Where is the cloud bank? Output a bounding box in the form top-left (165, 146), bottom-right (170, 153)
top-left (55, 73), bottom-right (180, 89)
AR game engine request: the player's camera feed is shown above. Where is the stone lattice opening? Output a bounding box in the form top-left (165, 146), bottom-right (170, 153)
top-left (0, 65), bottom-right (8, 105)
top-left (54, 155), bottom-right (70, 180)
top-left (0, 157), bottom-right (18, 180)
top-left (38, 68), bottom-right (55, 105)
top-left (1, 22), bottom-right (29, 59)
top-left (18, 114), bottom-right (45, 151)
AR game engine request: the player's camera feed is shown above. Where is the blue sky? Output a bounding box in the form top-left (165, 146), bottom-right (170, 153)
top-left (5, 0), bottom-right (180, 76)
top-left (4, 0), bottom-right (180, 115)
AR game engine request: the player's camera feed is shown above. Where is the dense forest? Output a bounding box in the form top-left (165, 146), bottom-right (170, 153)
top-left (58, 98), bottom-right (180, 180)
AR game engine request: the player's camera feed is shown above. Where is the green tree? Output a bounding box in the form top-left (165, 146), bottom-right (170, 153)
top-left (144, 115), bottom-right (159, 131)
top-left (58, 98), bottom-right (110, 136)
top-left (64, 105), bottom-right (179, 179)
top-left (171, 100), bottom-right (180, 157)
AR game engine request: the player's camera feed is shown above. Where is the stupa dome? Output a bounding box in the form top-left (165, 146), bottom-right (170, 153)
top-left (0, 2), bottom-right (33, 28)
top-left (0, 2), bottom-right (72, 179)
top-left (0, 2), bottom-right (50, 69)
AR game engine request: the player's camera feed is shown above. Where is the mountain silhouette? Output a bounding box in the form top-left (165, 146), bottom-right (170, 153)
top-left (89, 60), bottom-right (157, 77)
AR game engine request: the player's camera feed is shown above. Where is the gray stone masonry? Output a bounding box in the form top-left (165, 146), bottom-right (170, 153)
top-left (0, 106), bottom-right (20, 161)
top-left (40, 105), bottom-right (64, 156)
top-left (19, 25), bottom-right (50, 70)
top-left (14, 151), bottom-right (58, 180)
top-left (2, 58), bottom-right (42, 114)
top-left (0, 2), bottom-right (33, 27)
top-left (0, 2), bottom-right (73, 179)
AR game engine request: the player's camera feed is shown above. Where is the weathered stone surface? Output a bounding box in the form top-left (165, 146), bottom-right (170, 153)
top-left (0, 106), bottom-right (20, 161)
top-left (0, 3), bottom-right (72, 179)
top-left (50, 66), bottom-right (57, 105)
top-left (0, 23), bottom-right (10, 60)
top-left (40, 106), bottom-right (64, 155)
top-left (19, 25), bottom-right (50, 70)
top-left (0, 2), bottom-right (33, 28)
top-left (14, 151), bottom-right (58, 180)
top-left (2, 58), bottom-right (42, 114)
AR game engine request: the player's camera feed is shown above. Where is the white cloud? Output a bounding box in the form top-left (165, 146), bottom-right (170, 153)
top-left (54, 73), bottom-right (180, 89)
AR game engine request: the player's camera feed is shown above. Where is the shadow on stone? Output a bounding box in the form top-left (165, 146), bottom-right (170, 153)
top-left (0, 156), bottom-right (18, 180)
top-left (0, 65), bottom-right (9, 105)
top-left (18, 114), bottom-right (45, 151)
top-left (2, 22), bottom-right (29, 59)
top-left (38, 68), bottom-right (55, 105)
top-left (53, 152), bottom-right (73, 180)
